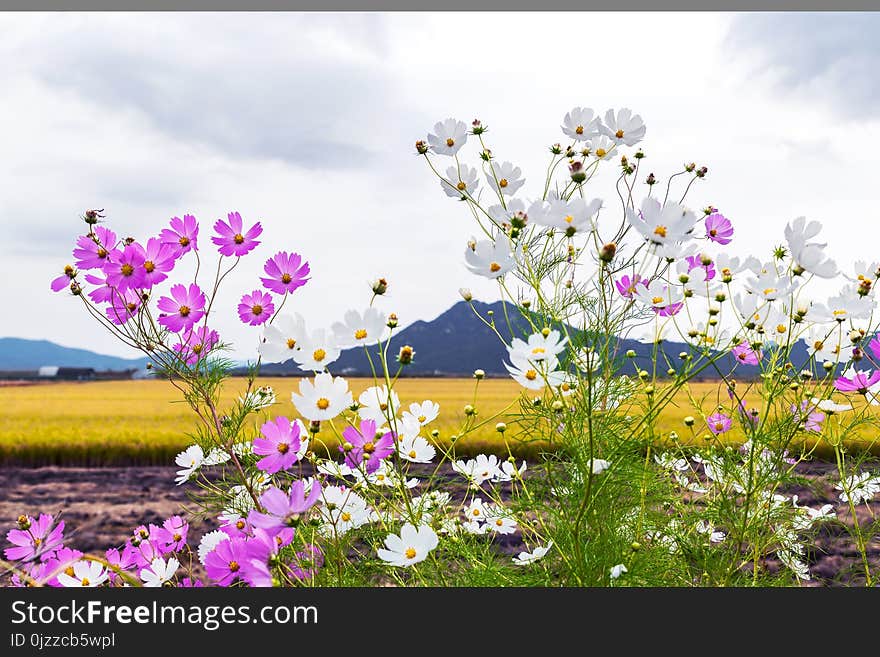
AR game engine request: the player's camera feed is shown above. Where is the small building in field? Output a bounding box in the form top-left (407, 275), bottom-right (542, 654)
top-left (38, 366), bottom-right (96, 380)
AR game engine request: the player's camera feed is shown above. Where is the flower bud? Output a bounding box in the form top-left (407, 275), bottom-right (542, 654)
top-left (646, 172), bottom-right (656, 185)
top-left (644, 386), bottom-right (654, 395)
top-left (638, 370), bottom-right (649, 380)
top-left (532, 397), bottom-right (542, 407)
top-left (599, 242), bottom-right (617, 263)
top-left (684, 416), bottom-right (695, 427)
top-left (342, 441), bottom-right (354, 452)
top-left (569, 161), bottom-right (586, 183)
top-left (685, 162), bottom-right (696, 173)
top-left (495, 422), bottom-right (507, 433)
top-left (541, 327), bottom-right (551, 338)
top-left (430, 429), bottom-right (439, 438)
top-left (626, 349), bottom-right (636, 358)
top-left (397, 344), bottom-right (414, 365)
top-left (17, 515), bottom-right (30, 530)
top-left (679, 352), bottom-right (689, 360)
top-left (371, 278), bottom-right (389, 295)
top-left (823, 361), bottom-right (834, 372)
top-left (473, 369), bottom-right (485, 380)
top-left (464, 404), bottom-right (475, 416)
top-left (550, 143), bottom-right (563, 155)
top-left (83, 208), bottom-right (104, 225)
top-left (415, 140), bottom-right (429, 155)
top-left (309, 420), bottom-right (321, 434)
top-left (850, 330), bottom-right (863, 344)
top-left (678, 274), bottom-right (690, 284)
top-left (470, 119), bottom-right (485, 135)
top-left (551, 400), bottom-right (564, 412)
top-left (387, 313), bottom-right (398, 329)
top-left (459, 288), bottom-right (473, 302)
top-left (667, 368), bottom-right (676, 376)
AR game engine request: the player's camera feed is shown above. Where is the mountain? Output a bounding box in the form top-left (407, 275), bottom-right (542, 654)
top-left (0, 338), bottom-right (149, 372)
top-left (258, 300), bottom-right (812, 379)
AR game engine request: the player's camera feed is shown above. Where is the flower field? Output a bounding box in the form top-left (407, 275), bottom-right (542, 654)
top-left (2, 378), bottom-right (878, 466)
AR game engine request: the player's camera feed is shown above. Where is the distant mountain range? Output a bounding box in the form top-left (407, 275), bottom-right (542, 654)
top-left (1, 301), bottom-right (820, 378)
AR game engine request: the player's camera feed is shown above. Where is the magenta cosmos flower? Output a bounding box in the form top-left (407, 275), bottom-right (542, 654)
top-left (834, 369), bottom-right (880, 394)
top-left (248, 481), bottom-right (322, 535)
top-left (212, 211), bottom-right (262, 257)
top-left (151, 515), bottom-right (189, 554)
top-left (85, 273), bottom-right (113, 303)
top-left (705, 212), bottom-right (734, 245)
top-left (205, 536), bottom-right (250, 586)
top-left (260, 252), bottom-right (310, 295)
top-left (105, 289), bottom-right (142, 325)
top-left (173, 326), bottom-right (220, 365)
top-left (4, 514), bottom-right (65, 562)
top-left (706, 412), bottom-right (732, 436)
top-left (103, 243), bottom-right (147, 291)
top-left (136, 237), bottom-right (177, 288)
top-left (50, 265), bottom-right (78, 292)
top-left (731, 341), bottom-right (760, 366)
top-left (342, 418), bottom-right (396, 474)
top-left (159, 214), bottom-right (199, 256)
top-left (253, 416), bottom-right (303, 474)
top-left (685, 254), bottom-right (716, 280)
top-left (868, 335), bottom-right (880, 361)
top-left (615, 274), bottom-right (644, 299)
top-left (157, 283), bottom-right (206, 333)
top-left (73, 226), bottom-right (117, 271)
top-left (238, 290), bottom-right (274, 326)
top-left (791, 400), bottom-right (824, 433)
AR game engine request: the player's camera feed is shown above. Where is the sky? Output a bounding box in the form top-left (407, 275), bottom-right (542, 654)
top-left (2, 12), bottom-right (879, 360)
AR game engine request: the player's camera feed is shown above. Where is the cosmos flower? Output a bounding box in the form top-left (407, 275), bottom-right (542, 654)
top-left (441, 163), bottom-right (480, 199)
top-left (238, 290), bottom-right (274, 326)
top-left (485, 161), bottom-right (525, 197)
top-left (464, 238), bottom-right (517, 279)
top-left (834, 367), bottom-right (880, 396)
top-left (174, 444), bottom-right (204, 485)
top-left (157, 283), bottom-right (206, 333)
top-left (561, 107), bottom-right (601, 141)
top-left (600, 108), bottom-right (646, 146)
top-left (505, 354), bottom-right (567, 390)
top-left (609, 564), bottom-right (629, 579)
top-left (508, 330), bottom-right (568, 364)
top-left (357, 385), bottom-right (400, 425)
top-left (376, 523), bottom-right (438, 567)
top-left (73, 226), bottom-right (117, 271)
top-left (532, 197), bottom-right (603, 236)
top-left (4, 514), bottom-right (65, 562)
top-left (260, 251), bottom-right (310, 295)
top-left (291, 372), bottom-right (352, 421)
top-left (138, 237), bottom-right (177, 288)
top-left (105, 289), bottom-right (142, 325)
top-left (835, 471), bottom-right (880, 505)
top-left (331, 308), bottom-right (388, 348)
top-left (704, 212), bottom-right (734, 245)
top-left (452, 454), bottom-right (502, 487)
top-left (140, 557), bottom-right (179, 587)
top-left (248, 481), bottom-right (323, 535)
top-left (56, 560), bottom-right (108, 588)
top-left (204, 537), bottom-right (249, 586)
top-left (103, 243), bottom-right (147, 291)
top-left (512, 542), bottom-right (553, 566)
top-left (212, 211), bottom-right (262, 257)
top-left (159, 214), bottom-right (199, 256)
top-left (401, 400), bottom-right (440, 427)
top-left (615, 274), bottom-right (644, 299)
top-left (259, 313), bottom-right (307, 363)
top-left (731, 341), bottom-right (761, 366)
top-left (627, 198), bottom-right (697, 247)
top-left (706, 412), bottom-right (732, 435)
top-left (397, 435), bottom-right (436, 464)
top-left (427, 118), bottom-right (468, 156)
top-left (291, 328), bottom-right (340, 372)
top-left (173, 326), bottom-right (220, 366)
top-left (784, 216), bottom-right (837, 278)
top-left (790, 400), bottom-right (824, 433)
top-left (633, 279), bottom-right (684, 316)
top-left (253, 416), bottom-right (303, 475)
top-left (342, 418), bottom-right (396, 474)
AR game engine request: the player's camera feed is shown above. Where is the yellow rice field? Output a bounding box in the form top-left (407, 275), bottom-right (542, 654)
top-left (0, 378), bottom-right (877, 465)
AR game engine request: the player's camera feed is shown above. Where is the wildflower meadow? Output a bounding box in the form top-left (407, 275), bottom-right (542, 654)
top-left (6, 107), bottom-right (880, 588)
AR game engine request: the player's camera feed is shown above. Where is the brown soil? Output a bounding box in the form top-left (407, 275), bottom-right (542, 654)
top-left (0, 462), bottom-right (877, 586)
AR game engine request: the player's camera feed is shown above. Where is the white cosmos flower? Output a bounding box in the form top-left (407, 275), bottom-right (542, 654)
top-left (778, 548), bottom-right (811, 581)
top-left (357, 385), bottom-right (400, 425)
top-left (487, 198), bottom-right (529, 228)
top-left (485, 161), bottom-right (525, 197)
top-left (461, 519), bottom-right (488, 535)
top-left (561, 106), bottom-right (601, 141)
top-left (377, 523), bottom-right (439, 567)
top-left (318, 459), bottom-right (354, 479)
top-left (627, 198), bottom-right (697, 246)
top-left (318, 486), bottom-right (372, 535)
top-left (811, 289), bottom-right (875, 324)
top-left (785, 216), bottom-right (838, 278)
top-left (464, 237), bottom-right (517, 279)
top-left (589, 458), bottom-right (611, 475)
top-left (291, 372), bottom-right (353, 421)
top-left (654, 453), bottom-right (689, 472)
top-left (427, 118), bottom-right (468, 156)
top-left (715, 253), bottom-right (762, 280)
top-left (587, 134), bottom-right (617, 160)
top-left (442, 163), bottom-right (480, 199)
top-left (197, 531), bottom-right (230, 565)
top-left (485, 509), bottom-right (518, 535)
top-left (204, 447), bottom-right (231, 466)
top-left (505, 354), bottom-right (568, 390)
top-left (493, 460), bottom-right (527, 482)
top-left (849, 260), bottom-right (880, 285)
top-left (601, 108), bottom-right (646, 146)
top-left (513, 542), bottom-right (553, 565)
top-left (397, 435), bottom-right (436, 463)
top-left (402, 400), bottom-right (440, 427)
top-left (452, 454), bottom-right (502, 487)
top-left (293, 328), bottom-right (340, 372)
top-left (174, 444), bottom-right (204, 485)
top-left (835, 471), bottom-right (880, 505)
top-left (744, 269), bottom-right (798, 302)
top-left (609, 563), bottom-right (629, 579)
top-left (508, 330), bottom-right (568, 364)
top-left (533, 196), bottom-right (603, 236)
top-left (331, 308), bottom-right (388, 348)
top-left (140, 557), bottom-right (179, 587)
top-left (633, 279), bottom-right (684, 314)
top-left (258, 313), bottom-right (307, 363)
top-left (56, 560), bottom-right (108, 588)
top-left (695, 521), bottom-right (726, 543)
top-left (803, 326), bottom-right (854, 365)
top-left (239, 385), bottom-right (275, 410)
top-left (462, 497), bottom-right (487, 522)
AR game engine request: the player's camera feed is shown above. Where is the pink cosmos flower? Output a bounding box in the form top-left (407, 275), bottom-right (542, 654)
top-left (706, 412), bottom-right (732, 435)
top-left (834, 369), bottom-right (880, 394)
top-left (205, 536), bottom-right (250, 586)
top-left (178, 577), bottom-right (204, 587)
top-left (138, 237), bottom-right (177, 288)
top-left (656, 302), bottom-right (684, 317)
top-left (151, 516), bottom-right (189, 554)
top-left (791, 400), bottom-right (824, 433)
top-left (105, 289), bottom-right (142, 325)
top-left (253, 416), bottom-right (302, 474)
top-left (685, 254), bottom-right (716, 280)
top-left (260, 252), bottom-right (311, 295)
top-left (289, 544), bottom-right (324, 582)
top-left (50, 266), bottom-right (77, 292)
top-left (247, 481), bottom-right (322, 535)
top-left (4, 514), bottom-right (65, 562)
top-left (103, 243), bottom-right (147, 291)
top-left (105, 544), bottom-right (139, 583)
top-left (212, 211), bottom-right (262, 257)
top-left (173, 326), bottom-right (220, 365)
top-left (615, 274), bottom-right (644, 299)
top-left (159, 214), bottom-right (199, 256)
top-left (73, 226), bottom-right (117, 271)
top-left (238, 290), bottom-right (274, 326)
top-left (34, 547), bottom-right (83, 587)
top-left (220, 516), bottom-right (254, 539)
top-left (868, 335), bottom-right (880, 361)
top-left (705, 212), bottom-right (734, 245)
top-left (85, 273), bottom-right (113, 303)
top-left (240, 528), bottom-right (294, 587)
top-left (129, 538), bottom-right (163, 569)
top-left (157, 283), bottom-right (206, 333)
top-left (732, 341), bottom-right (761, 366)
top-left (342, 418), bottom-right (396, 474)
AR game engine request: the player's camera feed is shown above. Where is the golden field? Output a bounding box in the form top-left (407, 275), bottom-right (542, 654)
top-left (0, 377), bottom-right (877, 465)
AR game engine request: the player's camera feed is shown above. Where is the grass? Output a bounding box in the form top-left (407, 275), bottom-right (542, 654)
top-left (1, 377), bottom-right (877, 465)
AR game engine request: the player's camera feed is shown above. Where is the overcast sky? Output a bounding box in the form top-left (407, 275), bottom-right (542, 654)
top-left (2, 12), bottom-right (878, 359)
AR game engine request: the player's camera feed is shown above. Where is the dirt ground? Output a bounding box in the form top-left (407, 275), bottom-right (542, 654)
top-left (0, 462), bottom-right (877, 586)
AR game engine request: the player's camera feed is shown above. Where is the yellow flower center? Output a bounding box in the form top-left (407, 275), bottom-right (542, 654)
top-left (316, 397), bottom-right (330, 410)
top-left (495, 519), bottom-right (504, 526)
top-left (595, 148), bottom-right (607, 157)
top-left (653, 225), bottom-right (667, 238)
top-left (456, 181), bottom-right (467, 191)
top-left (615, 129), bottom-right (624, 139)
top-left (341, 512), bottom-right (351, 522)
top-left (120, 263), bottom-right (134, 276)
top-left (776, 324), bottom-right (787, 334)
top-left (179, 236), bottom-right (190, 247)
top-left (277, 442), bottom-right (290, 454)
top-left (251, 304), bottom-right (263, 316)
top-left (714, 421), bottom-right (725, 431)
top-left (564, 215), bottom-right (574, 224)
top-left (532, 347), bottom-right (545, 355)
top-left (65, 566), bottom-right (75, 577)
top-left (417, 415), bottom-right (426, 423)
top-left (405, 547), bottom-right (417, 559)
top-left (228, 561), bottom-right (240, 573)
top-left (354, 328), bottom-right (368, 340)
top-left (281, 273), bottom-right (292, 284)
top-left (575, 125), bottom-right (584, 135)
top-left (81, 578), bottom-right (90, 586)
top-left (233, 234), bottom-right (244, 244)
top-left (179, 305), bottom-right (191, 317)
top-left (144, 261), bottom-right (155, 273)
top-left (408, 450), bottom-right (417, 458)
top-left (287, 338), bottom-right (297, 349)
top-left (525, 369), bottom-right (537, 381)
top-left (763, 288), bottom-right (776, 296)
top-left (446, 138), bottom-right (455, 147)
top-left (192, 343), bottom-right (203, 354)
top-left (363, 442), bottom-right (376, 454)
top-left (313, 348), bottom-right (326, 362)
top-left (499, 178), bottom-right (509, 188)
top-left (489, 262), bottom-right (502, 273)
top-left (709, 229), bottom-right (717, 237)
top-left (97, 248), bottom-right (108, 258)
top-left (651, 296), bottom-right (664, 305)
